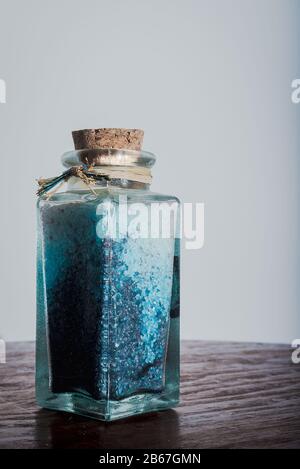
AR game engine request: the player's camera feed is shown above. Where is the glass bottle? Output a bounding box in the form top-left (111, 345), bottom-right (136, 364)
top-left (36, 129), bottom-right (180, 421)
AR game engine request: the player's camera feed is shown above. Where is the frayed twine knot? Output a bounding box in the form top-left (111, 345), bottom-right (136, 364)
top-left (37, 165), bottom-right (110, 198)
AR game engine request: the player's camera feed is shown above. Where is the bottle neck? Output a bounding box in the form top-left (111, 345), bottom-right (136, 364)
top-left (62, 148), bottom-right (156, 192)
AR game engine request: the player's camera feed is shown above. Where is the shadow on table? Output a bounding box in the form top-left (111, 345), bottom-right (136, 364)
top-left (34, 408), bottom-right (180, 449)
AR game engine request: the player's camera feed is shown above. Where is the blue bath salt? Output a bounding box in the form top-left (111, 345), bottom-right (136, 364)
top-left (107, 236), bottom-right (173, 398)
top-left (40, 197), bottom-right (175, 400)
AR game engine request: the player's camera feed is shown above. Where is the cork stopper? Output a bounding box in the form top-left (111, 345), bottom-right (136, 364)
top-left (72, 128), bottom-right (144, 151)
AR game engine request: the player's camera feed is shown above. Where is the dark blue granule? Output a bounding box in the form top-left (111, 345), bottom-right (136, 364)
top-left (42, 202), bottom-right (106, 399)
top-left (170, 255), bottom-right (180, 319)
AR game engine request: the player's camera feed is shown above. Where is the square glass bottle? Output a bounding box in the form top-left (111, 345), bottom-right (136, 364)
top-left (36, 128), bottom-right (180, 421)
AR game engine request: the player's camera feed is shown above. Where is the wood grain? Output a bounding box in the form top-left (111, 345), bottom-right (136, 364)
top-left (0, 341), bottom-right (299, 449)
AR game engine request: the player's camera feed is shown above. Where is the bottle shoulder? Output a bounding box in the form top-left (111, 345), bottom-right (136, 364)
top-left (37, 188), bottom-right (180, 209)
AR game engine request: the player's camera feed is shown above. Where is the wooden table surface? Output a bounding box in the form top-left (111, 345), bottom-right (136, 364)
top-left (0, 341), bottom-right (299, 449)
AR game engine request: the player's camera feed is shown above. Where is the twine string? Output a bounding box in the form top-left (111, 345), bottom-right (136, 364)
top-left (37, 165), bottom-right (152, 197)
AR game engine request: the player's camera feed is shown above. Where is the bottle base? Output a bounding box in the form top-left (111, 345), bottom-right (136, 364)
top-left (37, 389), bottom-right (179, 422)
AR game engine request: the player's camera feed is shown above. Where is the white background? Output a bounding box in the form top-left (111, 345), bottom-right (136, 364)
top-left (0, 0), bottom-right (299, 343)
